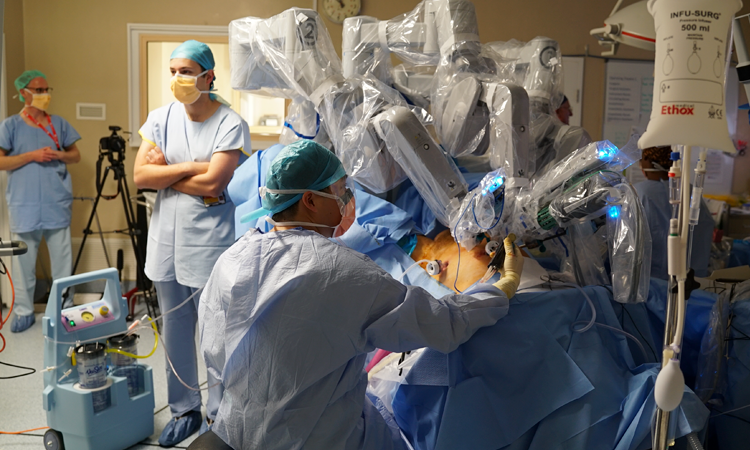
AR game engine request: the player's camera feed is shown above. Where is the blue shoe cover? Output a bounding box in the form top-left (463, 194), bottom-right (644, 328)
top-left (159, 410), bottom-right (202, 447)
top-left (11, 314), bottom-right (35, 333)
top-left (199, 417), bottom-right (213, 436)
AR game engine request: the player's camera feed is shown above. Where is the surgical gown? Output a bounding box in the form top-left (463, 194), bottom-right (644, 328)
top-left (635, 179), bottom-right (713, 279)
top-left (199, 229), bottom-right (509, 450)
top-left (139, 101), bottom-right (250, 287)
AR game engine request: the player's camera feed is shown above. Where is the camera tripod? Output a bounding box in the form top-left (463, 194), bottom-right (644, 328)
top-left (72, 126), bottom-right (159, 323)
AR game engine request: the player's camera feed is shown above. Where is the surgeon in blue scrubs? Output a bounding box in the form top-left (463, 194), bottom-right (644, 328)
top-left (133, 40), bottom-right (250, 447)
top-left (0, 70), bottom-right (81, 333)
top-left (198, 140), bottom-right (523, 450)
top-left (635, 146), bottom-right (714, 279)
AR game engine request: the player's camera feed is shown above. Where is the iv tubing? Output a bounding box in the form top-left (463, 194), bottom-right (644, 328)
top-left (555, 282), bottom-right (597, 333)
top-left (571, 320), bottom-right (648, 362)
top-left (107, 319), bottom-right (159, 359)
top-left (124, 322), bottom-right (219, 392)
top-left (672, 145), bottom-right (692, 354)
top-left (398, 260), bottom-right (431, 281)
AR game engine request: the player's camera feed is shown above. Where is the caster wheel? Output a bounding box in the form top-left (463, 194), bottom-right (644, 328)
top-left (43, 429), bottom-right (65, 450)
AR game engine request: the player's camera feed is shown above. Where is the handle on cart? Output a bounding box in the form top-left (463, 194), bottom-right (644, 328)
top-left (45, 268), bottom-right (125, 329)
top-left (0, 240), bottom-right (28, 256)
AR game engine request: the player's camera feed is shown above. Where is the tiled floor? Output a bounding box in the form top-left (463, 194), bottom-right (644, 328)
top-left (0, 299), bottom-right (208, 450)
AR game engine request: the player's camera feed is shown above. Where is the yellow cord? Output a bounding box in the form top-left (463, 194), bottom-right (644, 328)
top-left (106, 319), bottom-right (159, 360)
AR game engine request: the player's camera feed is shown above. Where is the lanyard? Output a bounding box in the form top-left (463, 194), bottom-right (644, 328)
top-left (22, 110), bottom-right (60, 149)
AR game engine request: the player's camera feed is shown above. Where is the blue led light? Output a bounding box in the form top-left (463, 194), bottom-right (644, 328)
top-left (596, 143), bottom-right (618, 161)
top-left (608, 206), bottom-right (620, 219)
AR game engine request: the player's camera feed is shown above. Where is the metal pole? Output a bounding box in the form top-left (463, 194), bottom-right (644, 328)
top-left (653, 280), bottom-right (679, 449)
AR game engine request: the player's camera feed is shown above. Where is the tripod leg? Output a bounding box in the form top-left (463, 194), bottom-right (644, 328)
top-left (117, 167), bottom-right (160, 328)
top-left (73, 166), bottom-right (112, 275)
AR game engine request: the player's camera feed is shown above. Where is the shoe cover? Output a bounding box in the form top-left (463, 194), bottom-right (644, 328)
top-left (158, 410), bottom-right (201, 447)
top-left (10, 314), bottom-right (35, 333)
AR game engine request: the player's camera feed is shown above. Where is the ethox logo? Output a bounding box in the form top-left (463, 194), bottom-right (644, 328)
top-left (661, 104), bottom-right (694, 115)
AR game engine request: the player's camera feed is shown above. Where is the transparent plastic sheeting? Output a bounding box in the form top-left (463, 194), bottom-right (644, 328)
top-left (320, 76), bottom-right (409, 193)
top-left (450, 168), bottom-right (507, 251)
top-left (528, 109), bottom-right (593, 179)
top-left (695, 285), bottom-right (734, 404)
top-left (342, 0), bottom-right (481, 75)
top-left (391, 64), bottom-right (435, 109)
top-left (547, 171), bottom-right (622, 230)
top-left (514, 140), bottom-right (639, 239)
top-left (483, 37), bottom-right (592, 179)
top-left (279, 97), bottom-right (331, 147)
top-left (342, 16), bottom-right (394, 84)
top-left (484, 37), bottom-right (564, 110)
top-left (373, 105), bottom-right (468, 227)
top-left (606, 182), bottom-right (652, 304)
top-left (429, 0), bottom-right (507, 158)
top-left (229, 9), bottom-right (344, 104)
top-left (566, 221), bottom-right (610, 287)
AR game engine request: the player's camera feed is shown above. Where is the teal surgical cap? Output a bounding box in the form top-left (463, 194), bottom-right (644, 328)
top-left (15, 70), bottom-right (46, 102)
top-left (242, 140), bottom-right (346, 223)
top-left (170, 40), bottom-right (217, 93)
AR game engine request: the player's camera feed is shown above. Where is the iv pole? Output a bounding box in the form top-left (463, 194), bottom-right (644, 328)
top-left (653, 14), bottom-right (748, 450)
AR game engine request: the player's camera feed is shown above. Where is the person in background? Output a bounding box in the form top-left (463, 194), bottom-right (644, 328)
top-left (133, 40), bottom-right (250, 447)
top-left (0, 70), bottom-right (81, 333)
top-left (197, 140), bottom-right (523, 450)
top-left (555, 95), bottom-right (573, 125)
top-left (635, 146), bottom-right (714, 280)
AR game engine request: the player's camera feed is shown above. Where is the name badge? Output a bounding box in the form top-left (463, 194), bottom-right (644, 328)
top-left (203, 193), bottom-right (227, 207)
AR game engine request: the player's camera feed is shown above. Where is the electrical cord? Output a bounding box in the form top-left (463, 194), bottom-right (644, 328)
top-left (0, 258), bottom-right (15, 353)
top-left (0, 360), bottom-right (37, 379)
top-left (616, 302), bottom-right (659, 361)
top-left (0, 426), bottom-right (50, 435)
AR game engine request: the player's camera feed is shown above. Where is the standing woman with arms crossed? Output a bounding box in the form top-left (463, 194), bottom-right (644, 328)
top-left (133, 40), bottom-right (250, 447)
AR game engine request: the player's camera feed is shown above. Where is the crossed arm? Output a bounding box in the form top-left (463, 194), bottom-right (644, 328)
top-left (133, 139), bottom-right (240, 198)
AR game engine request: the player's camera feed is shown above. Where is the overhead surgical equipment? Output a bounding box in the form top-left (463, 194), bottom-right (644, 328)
top-left (589, 0), bottom-right (656, 56)
top-left (42, 268), bottom-right (154, 450)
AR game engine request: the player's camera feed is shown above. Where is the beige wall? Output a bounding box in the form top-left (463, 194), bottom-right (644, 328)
top-left (6, 0), bottom-right (750, 277)
top-left (4, 0), bottom-right (24, 114)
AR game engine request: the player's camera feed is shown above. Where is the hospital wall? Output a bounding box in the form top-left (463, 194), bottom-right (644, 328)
top-left (4, 0), bottom-right (750, 280)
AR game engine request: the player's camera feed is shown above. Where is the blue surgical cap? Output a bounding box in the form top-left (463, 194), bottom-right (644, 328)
top-left (170, 40), bottom-right (217, 94)
top-left (242, 141), bottom-right (346, 223)
top-left (15, 70), bottom-right (46, 102)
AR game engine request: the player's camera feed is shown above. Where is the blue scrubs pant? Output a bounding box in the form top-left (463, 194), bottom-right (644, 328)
top-left (154, 280), bottom-right (223, 420)
top-left (11, 227), bottom-right (72, 317)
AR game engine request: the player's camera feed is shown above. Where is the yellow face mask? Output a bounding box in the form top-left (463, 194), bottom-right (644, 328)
top-left (170, 70), bottom-right (209, 105)
top-left (26, 90), bottom-right (51, 111)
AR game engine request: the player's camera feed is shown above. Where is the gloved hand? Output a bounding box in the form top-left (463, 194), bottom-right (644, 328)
top-left (493, 235), bottom-right (524, 299)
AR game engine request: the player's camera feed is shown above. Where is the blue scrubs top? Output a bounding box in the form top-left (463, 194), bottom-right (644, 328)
top-left (0, 114), bottom-right (80, 233)
top-left (635, 179), bottom-right (714, 279)
top-left (139, 102), bottom-right (250, 288)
